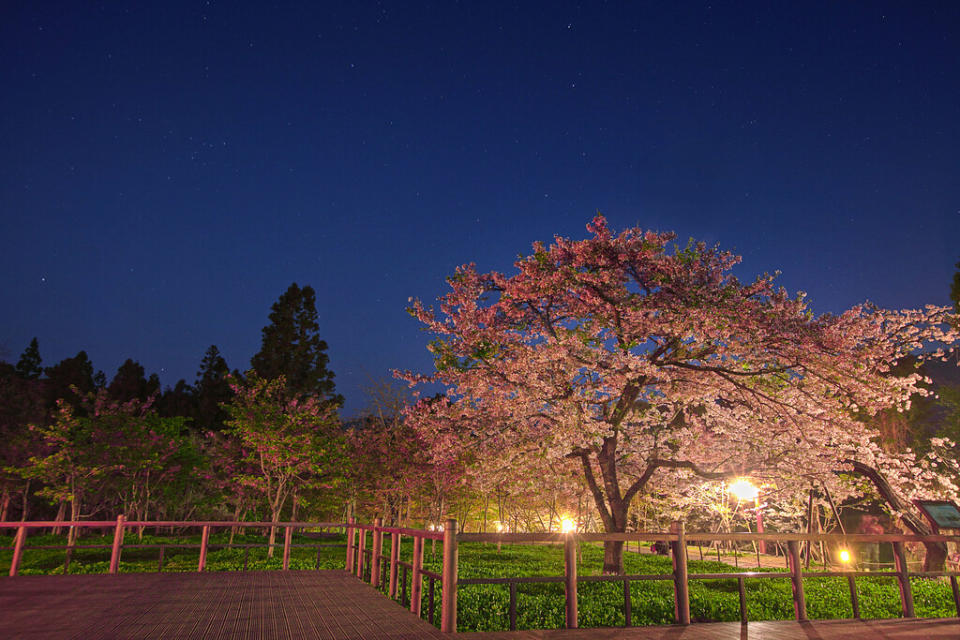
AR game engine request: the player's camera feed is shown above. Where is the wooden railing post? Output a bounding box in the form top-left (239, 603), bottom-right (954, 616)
top-left (356, 524), bottom-right (366, 578)
top-left (282, 525), bottom-right (293, 570)
top-left (389, 532), bottom-right (401, 599)
top-left (411, 534), bottom-right (424, 615)
top-left (441, 518), bottom-right (458, 633)
top-left (8, 526), bottom-right (26, 577)
top-left (564, 533), bottom-right (578, 629)
top-left (787, 540), bottom-right (807, 620)
top-left (109, 515), bottom-right (125, 574)
top-left (345, 516), bottom-right (355, 572)
top-left (198, 524), bottom-right (210, 572)
top-left (371, 517), bottom-right (383, 587)
top-left (670, 521), bottom-right (690, 625)
top-left (892, 541), bottom-right (915, 618)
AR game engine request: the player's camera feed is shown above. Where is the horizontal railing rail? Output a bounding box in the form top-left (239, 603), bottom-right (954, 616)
top-left (2, 517), bottom-right (347, 577)
top-left (0, 520), bottom-right (342, 529)
top-left (10, 516), bottom-right (960, 634)
top-left (447, 523), bottom-right (960, 632)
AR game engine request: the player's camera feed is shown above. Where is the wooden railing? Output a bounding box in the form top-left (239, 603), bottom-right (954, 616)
top-left (345, 517), bottom-right (457, 632)
top-left (454, 524), bottom-right (960, 632)
top-left (1, 517), bottom-right (345, 576)
top-left (7, 517), bottom-right (960, 634)
top-left (347, 519), bottom-right (960, 633)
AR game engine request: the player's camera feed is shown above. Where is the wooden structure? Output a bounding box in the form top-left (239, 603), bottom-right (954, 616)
top-left (1, 572), bottom-right (959, 639)
top-left (0, 571), bottom-right (446, 639)
top-left (2, 518), bottom-right (345, 577)
top-left (5, 518), bottom-right (960, 635)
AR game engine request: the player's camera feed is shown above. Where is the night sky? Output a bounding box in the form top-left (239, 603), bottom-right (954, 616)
top-left (2, 2), bottom-right (958, 414)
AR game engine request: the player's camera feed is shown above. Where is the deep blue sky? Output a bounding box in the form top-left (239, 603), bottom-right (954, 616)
top-left (2, 2), bottom-right (958, 414)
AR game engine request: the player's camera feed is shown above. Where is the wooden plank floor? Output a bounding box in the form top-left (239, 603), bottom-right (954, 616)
top-left (463, 618), bottom-right (960, 639)
top-left (1, 570), bottom-right (958, 639)
top-left (0, 570), bottom-right (446, 640)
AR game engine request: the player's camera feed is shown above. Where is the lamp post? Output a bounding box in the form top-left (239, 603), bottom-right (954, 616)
top-left (729, 479), bottom-right (764, 554)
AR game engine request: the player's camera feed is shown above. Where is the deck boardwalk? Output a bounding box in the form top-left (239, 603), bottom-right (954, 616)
top-left (0, 571), bottom-right (445, 640)
top-left (462, 618), bottom-right (960, 639)
top-left (0, 571), bottom-right (958, 639)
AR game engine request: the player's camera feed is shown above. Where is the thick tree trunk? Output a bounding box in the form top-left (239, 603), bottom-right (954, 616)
top-left (576, 439), bottom-right (633, 574)
top-left (603, 539), bottom-right (626, 573)
top-left (847, 460), bottom-right (947, 571)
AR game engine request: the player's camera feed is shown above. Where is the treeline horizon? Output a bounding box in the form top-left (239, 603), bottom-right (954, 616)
top-left (0, 283), bottom-right (360, 532)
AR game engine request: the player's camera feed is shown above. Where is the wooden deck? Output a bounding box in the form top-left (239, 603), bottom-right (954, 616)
top-left (0, 570), bottom-right (445, 640)
top-left (463, 618), bottom-right (960, 639)
top-left (0, 570), bottom-right (958, 639)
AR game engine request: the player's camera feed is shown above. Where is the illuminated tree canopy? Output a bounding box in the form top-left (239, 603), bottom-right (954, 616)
top-left (403, 216), bottom-right (959, 573)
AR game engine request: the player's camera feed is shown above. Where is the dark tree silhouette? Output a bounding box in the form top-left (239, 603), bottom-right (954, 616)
top-left (44, 351), bottom-right (96, 409)
top-left (108, 359), bottom-right (160, 402)
top-left (251, 283), bottom-right (341, 403)
top-left (194, 344), bottom-right (232, 430)
top-left (951, 259), bottom-right (959, 314)
top-left (14, 338), bottom-right (42, 380)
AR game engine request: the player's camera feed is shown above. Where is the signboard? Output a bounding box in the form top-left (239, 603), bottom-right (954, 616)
top-left (914, 500), bottom-right (960, 532)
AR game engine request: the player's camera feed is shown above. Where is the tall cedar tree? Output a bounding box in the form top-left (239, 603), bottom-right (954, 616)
top-left (194, 344), bottom-right (232, 430)
top-left (108, 359), bottom-right (160, 402)
top-left (251, 283), bottom-right (341, 403)
top-left (44, 351), bottom-right (97, 410)
top-left (15, 338), bottom-right (42, 380)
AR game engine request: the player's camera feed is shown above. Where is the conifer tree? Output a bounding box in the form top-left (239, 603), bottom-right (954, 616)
top-left (195, 345), bottom-right (231, 430)
top-left (108, 359), bottom-right (160, 402)
top-left (251, 283), bottom-right (340, 403)
top-left (14, 338), bottom-right (42, 380)
top-left (44, 351), bottom-right (96, 408)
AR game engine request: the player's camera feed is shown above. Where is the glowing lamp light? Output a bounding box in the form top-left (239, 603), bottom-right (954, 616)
top-left (728, 479), bottom-right (759, 502)
top-left (560, 517), bottom-right (577, 534)
top-left (839, 549), bottom-right (852, 564)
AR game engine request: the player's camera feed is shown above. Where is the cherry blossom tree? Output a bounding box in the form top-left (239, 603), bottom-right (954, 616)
top-left (223, 373), bottom-right (343, 556)
top-left (18, 401), bottom-right (112, 543)
top-left (403, 216), bottom-right (959, 573)
top-left (18, 391), bottom-right (197, 541)
top-left (346, 380), bottom-right (431, 525)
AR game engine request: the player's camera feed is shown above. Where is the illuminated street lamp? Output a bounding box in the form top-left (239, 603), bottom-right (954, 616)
top-left (729, 478), bottom-right (765, 554)
top-left (728, 479), bottom-right (759, 502)
top-left (838, 548), bottom-right (852, 565)
top-left (560, 517), bottom-right (577, 534)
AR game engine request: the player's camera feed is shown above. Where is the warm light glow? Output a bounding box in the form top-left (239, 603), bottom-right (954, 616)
top-left (839, 549), bottom-right (852, 564)
top-left (427, 524), bottom-right (435, 531)
top-left (496, 522), bottom-right (508, 533)
top-left (561, 517), bottom-right (577, 533)
top-left (728, 479), bottom-right (759, 502)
